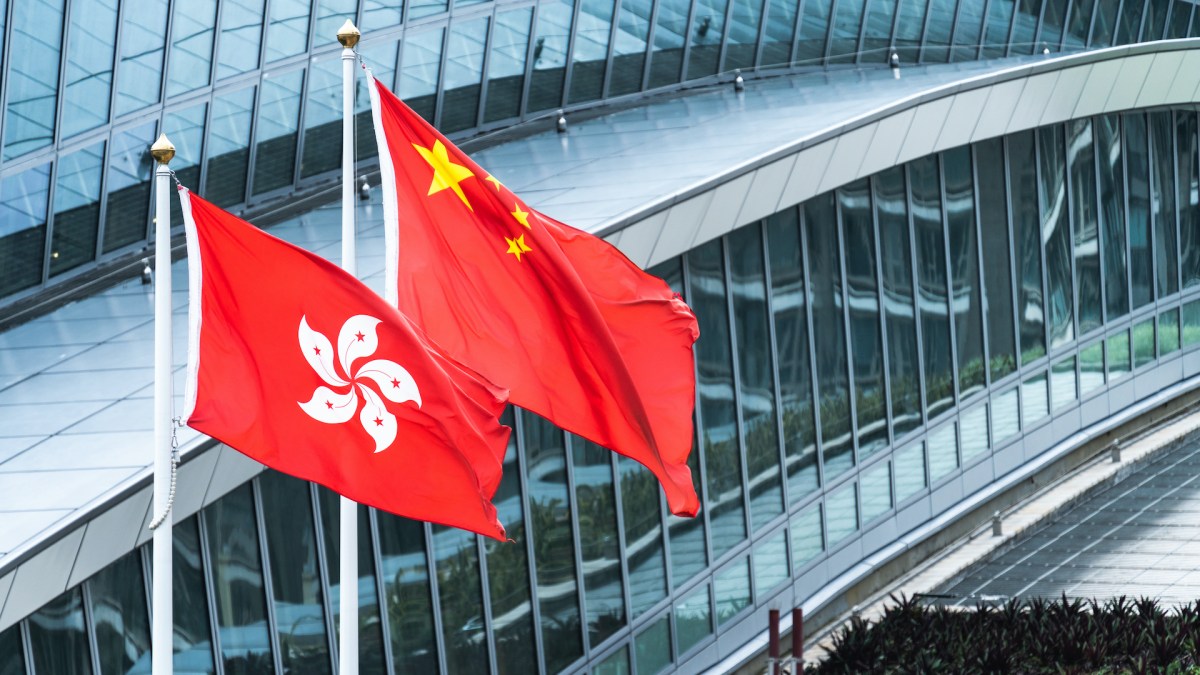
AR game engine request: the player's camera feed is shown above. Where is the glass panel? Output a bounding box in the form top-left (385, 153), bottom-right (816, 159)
top-left (596, 647), bottom-right (631, 675)
top-left (1184, 300), bottom-right (1200, 348)
top-left (928, 422), bottom-right (958, 482)
top-left (766, 208), bottom-right (818, 502)
top-left (217, 0), bottom-right (265, 79)
top-left (0, 626), bottom-right (26, 675)
top-left (975, 139), bottom-right (1017, 380)
top-left (1179, 112), bottom-right (1200, 289)
top-left (860, 461), bottom-right (892, 523)
top-left (1133, 317), bottom-right (1156, 367)
top-left (648, 0), bottom-right (689, 86)
top-left (635, 616), bottom-right (672, 675)
top-left (362, 0), bottom-right (403, 31)
top-left (1040, 126), bottom-right (1075, 350)
top-left (408, 0), bottom-right (446, 20)
top-left (714, 559), bottom-right (751, 625)
top-left (103, 122), bottom-right (155, 253)
top-left (752, 531), bottom-right (789, 599)
top-left (570, 0), bottom-right (613, 101)
top-left (571, 436), bottom-right (626, 647)
top-left (1141, 0), bottom-right (1168, 39)
top-left (1151, 111), bottom-right (1179, 298)
top-left (674, 585), bottom-right (712, 654)
top-left (981, 0), bottom-right (1015, 57)
top-left (3, 0), bottom-right (65, 160)
top-left (1069, 119), bottom-right (1102, 335)
top-left (960, 404), bottom-right (989, 462)
top-left (1160, 309), bottom-right (1180, 356)
top-left (356, 42), bottom-right (397, 163)
top-left (1065, 0), bottom-right (1095, 47)
top-left (1012, 0), bottom-right (1044, 54)
top-left (523, 413), bottom-right (585, 672)
top-left (610, 0), bottom-right (649, 96)
top-left (206, 86), bottom-right (256, 207)
top-left (841, 180), bottom-right (888, 458)
top-left (952, 0), bottom-right (986, 60)
top-left (795, 0), bottom-right (832, 64)
top-left (945, 147), bottom-right (986, 398)
top-left (375, 510), bottom-right (437, 673)
top-left (829, 0), bottom-right (865, 63)
top-left (167, 0), bottom-right (217, 96)
top-left (894, 441), bottom-right (926, 501)
top-left (863, 0), bottom-right (898, 58)
top-left (922, 0), bottom-right (956, 62)
top-left (729, 224), bottom-right (784, 529)
top-left (1097, 114), bottom-right (1129, 319)
top-left (1051, 356), bottom-right (1077, 409)
top-left (993, 386), bottom-right (1020, 441)
top-left (760, 0), bottom-right (797, 66)
top-left (300, 56), bottom-right (341, 179)
top-left (1080, 341), bottom-right (1105, 395)
top-left (258, 473), bottom-right (331, 675)
top-left (205, 484), bottom-right (275, 675)
top-left (400, 28), bottom-right (444, 122)
top-left (876, 168), bottom-right (923, 439)
top-left (1168, 2), bottom-right (1193, 38)
top-left (485, 9), bottom-right (533, 121)
top-left (1125, 113), bottom-right (1153, 309)
top-left (1041, 0), bottom-right (1069, 47)
top-left (619, 456), bottom-right (667, 617)
top-left (0, 163), bottom-right (52, 296)
top-left (164, 104), bottom-right (207, 227)
top-left (1021, 373), bottom-right (1049, 425)
top-left (62, 0), bottom-right (118, 138)
top-left (530, 0), bottom-right (574, 110)
top-left (1091, 0), bottom-right (1119, 46)
top-left (791, 503), bottom-right (823, 568)
top-left (895, 0), bottom-right (930, 61)
top-left (689, 239), bottom-right (747, 556)
top-left (807, 194), bottom-right (854, 479)
top-left (432, 525), bottom-right (487, 672)
top-left (825, 481), bottom-right (858, 546)
top-left (312, 492), bottom-right (383, 675)
top-left (114, 0), bottom-right (168, 116)
top-left (1108, 330), bottom-right (1131, 380)
top-left (443, 17), bottom-right (489, 133)
top-left (252, 69), bottom-right (304, 195)
top-left (687, 0), bottom-right (726, 77)
top-left (725, 0), bottom-right (763, 71)
top-left (1010, 131), bottom-right (1047, 362)
top-left (911, 156), bottom-right (955, 417)
top-left (315, 0), bottom-right (357, 38)
top-left (91, 551), bottom-right (151, 675)
top-left (173, 517), bottom-right (217, 674)
top-left (265, 0), bottom-right (310, 61)
top-left (28, 587), bottom-right (92, 675)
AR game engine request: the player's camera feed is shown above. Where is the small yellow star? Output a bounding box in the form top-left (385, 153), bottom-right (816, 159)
top-left (413, 140), bottom-right (474, 210)
top-left (505, 234), bottom-right (533, 261)
top-left (511, 204), bottom-right (531, 229)
top-left (485, 174), bottom-right (503, 190)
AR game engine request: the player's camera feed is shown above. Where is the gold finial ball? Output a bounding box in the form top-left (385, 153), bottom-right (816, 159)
top-left (150, 133), bottom-right (175, 165)
top-left (337, 19), bottom-right (360, 48)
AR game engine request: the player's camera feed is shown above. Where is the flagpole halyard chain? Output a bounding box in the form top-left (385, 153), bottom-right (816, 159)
top-left (148, 417), bottom-right (183, 530)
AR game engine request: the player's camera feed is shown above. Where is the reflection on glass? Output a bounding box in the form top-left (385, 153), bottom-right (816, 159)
top-left (1021, 373), bottom-right (1049, 426)
top-left (825, 481), bottom-right (858, 546)
top-left (1011, 0), bottom-right (1042, 54)
top-left (959, 404), bottom-right (989, 463)
top-left (1071, 122), bottom-right (1101, 330)
top-left (28, 587), bottom-right (92, 675)
top-left (860, 461), bottom-right (892, 523)
top-left (1184, 300), bottom-right (1200, 348)
top-left (829, 0), bottom-right (866, 62)
top-left (753, 531), bottom-right (789, 600)
top-left (791, 503), bottom-right (823, 568)
top-left (0, 163), bottom-right (52, 294)
top-left (975, 139), bottom-right (1017, 380)
top-left (1009, 131), bottom-right (1047, 362)
top-left (356, 41), bottom-right (399, 161)
top-left (714, 559), bottom-right (751, 625)
top-left (952, 0), bottom-right (986, 60)
top-left (115, 0), bottom-right (168, 115)
top-left (572, 436), bottom-right (627, 646)
top-left (795, 0), bottom-right (831, 63)
top-left (619, 455), bottom-right (667, 618)
top-left (0, 626), bottom-right (26, 675)
top-left (689, 239), bottom-right (748, 556)
top-left (636, 616), bottom-right (672, 675)
top-left (675, 585), bottom-right (712, 654)
top-left (530, 0), bottom-right (575, 110)
top-left (167, 0), bottom-right (217, 96)
top-left (315, 0), bottom-right (357, 39)
top-left (252, 69), bottom-right (305, 195)
top-left (375, 509), bottom-right (436, 673)
top-left (1125, 113), bottom-right (1154, 309)
top-left (1065, 0), bottom-right (1094, 47)
top-left (205, 484), bottom-right (276, 675)
top-left (571, 0), bottom-right (614, 101)
top-left (1096, 114), bottom-right (1129, 320)
top-left (1133, 318), bottom-right (1156, 367)
top-left (875, 168), bottom-right (923, 438)
top-left (760, 0), bottom-right (796, 66)
top-left (610, 0), bottom-right (649, 96)
top-left (362, 0), bottom-right (402, 31)
top-left (62, 0), bottom-right (118, 138)
top-left (3, 0), bottom-right (65, 160)
top-left (725, 0), bottom-right (764, 71)
top-left (688, 0), bottom-right (728, 77)
top-left (1151, 112), bottom-right (1179, 298)
top-left (265, 0), bottom-right (310, 62)
top-left (400, 28), bottom-right (444, 122)
top-left (173, 517), bottom-right (217, 674)
top-left (91, 551), bottom-right (151, 675)
top-left (928, 422), bottom-right (958, 483)
top-left (862, 0), bottom-right (897, 58)
top-left (103, 122), bottom-right (155, 253)
top-left (1051, 357), bottom-right (1077, 410)
top-left (523, 412), bottom-right (585, 672)
top-left (486, 9), bottom-right (534, 121)
top-left (922, 0), bottom-right (955, 62)
top-left (301, 56), bottom-right (342, 178)
top-left (217, 0), bottom-right (266, 79)
top-left (164, 104), bottom-right (207, 227)
top-left (944, 147), bottom-right (985, 398)
top-left (894, 441), bottom-right (926, 502)
top-left (895, 0), bottom-right (929, 60)
top-left (993, 387), bottom-right (1020, 442)
top-left (1039, 126), bottom-right (1075, 349)
top-left (206, 86), bottom-right (256, 207)
top-left (596, 647), bottom-right (631, 675)
top-left (729, 224), bottom-right (784, 529)
top-left (433, 525), bottom-right (487, 672)
top-left (1160, 309), bottom-right (1180, 356)
top-left (1108, 330), bottom-right (1131, 380)
top-left (1080, 341), bottom-right (1105, 395)
top-left (1167, 2), bottom-right (1193, 38)
top-left (648, 0), bottom-right (688, 86)
top-left (1040, 0), bottom-right (1068, 48)
top-left (443, 17), bottom-right (490, 133)
top-left (1142, 0), bottom-right (1168, 40)
top-left (911, 156), bottom-right (954, 417)
top-left (259, 473), bottom-right (331, 675)
top-left (1178, 112), bottom-right (1200, 289)
top-left (766, 208), bottom-right (818, 501)
top-left (1092, 0), bottom-right (1120, 47)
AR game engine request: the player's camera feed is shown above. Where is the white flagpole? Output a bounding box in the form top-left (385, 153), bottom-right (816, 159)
top-left (336, 19), bottom-right (361, 675)
top-left (150, 133), bottom-right (176, 675)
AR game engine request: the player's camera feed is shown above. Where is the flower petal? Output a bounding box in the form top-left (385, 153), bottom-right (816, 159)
top-left (356, 359), bottom-right (422, 407)
top-left (357, 383), bottom-right (398, 453)
top-left (339, 315), bottom-right (381, 375)
top-left (298, 385), bottom-right (357, 424)
top-left (299, 316), bottom-right (348, 386)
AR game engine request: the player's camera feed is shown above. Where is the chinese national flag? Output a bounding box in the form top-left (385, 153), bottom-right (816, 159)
top-left (179, 188), bottom-right (510, 539)
top-left (367, 73), bottom-right (701, 516)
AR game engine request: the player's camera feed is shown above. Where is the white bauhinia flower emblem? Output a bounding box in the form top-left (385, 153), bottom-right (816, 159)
top-left (297, 314), bottom-right (421, 453)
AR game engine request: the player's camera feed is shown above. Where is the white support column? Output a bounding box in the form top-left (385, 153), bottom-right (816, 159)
top-left (337, 19), bottom-right (362, 675)
top-left (150, 133), bottom-right (176, 675)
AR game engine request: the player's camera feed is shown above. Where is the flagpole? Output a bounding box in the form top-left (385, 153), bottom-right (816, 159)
top-left (150, 133), bottom-right (176, 675)
top-left (337, 19), bottom-right (361, 675)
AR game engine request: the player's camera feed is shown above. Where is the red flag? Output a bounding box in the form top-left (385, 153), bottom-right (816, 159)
top-left (179, 188), bottom-right (510, 539)
top-left (367, 72), bottom-right (701, 516)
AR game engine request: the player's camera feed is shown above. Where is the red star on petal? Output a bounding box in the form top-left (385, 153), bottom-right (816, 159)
top-left (355, 331), bottom-right (365, 341)
top-left (373, 417), bottom-right (384, 426)
top-left (313, 346), bottom-right (321, 355)
top-left (325, 401), bottom-right (334, 409)
top-left (390, 378), bottom-right (400, 388)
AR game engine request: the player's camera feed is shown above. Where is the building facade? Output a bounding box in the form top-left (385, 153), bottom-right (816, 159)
top-left (2, 1), bottom-right (1200, 674)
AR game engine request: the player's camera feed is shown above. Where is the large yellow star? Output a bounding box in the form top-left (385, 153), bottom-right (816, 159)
top-left (413, 140), bottom-right (474, 210)
top-left (486, 174), bottom-right (503, 190)
top-left (505, 234), bottom-right (533, 261)
top-left (511, 204), bottom-right (531, 229)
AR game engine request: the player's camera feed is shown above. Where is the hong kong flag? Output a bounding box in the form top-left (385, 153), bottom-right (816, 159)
top-left (367, 71), bottom-right (702, 516)
top-left (179, 188), bottom-right (510, 539)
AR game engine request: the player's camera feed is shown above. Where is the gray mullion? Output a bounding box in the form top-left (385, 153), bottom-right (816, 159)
top-left (760, 215), bottom-right (792, 508)
top-left (656, 488), bottom-right (675, 599)
top-left (105, 0), bottom-right (125, 135)
top-left (1187, 3), bottom-right (1196, 36)
top-left (1173, 110), bottom-right (1183, 298)
top-left (789, 0), bottom-right (807, 68)
top-left (1031, 0), bottom-right (1049, 51)
top-left (1002, 0), bottom-right (1021, 56)
top-left (751, 0), bottom-right (771, 69)
top-left (306, 0), bottom-right (320, 55)
top-left (475, 533), bottom-right (501, 675)
top-left (890, 0), bottom-right (907, 59)
top-left (367, 508), bottom-right (397, 674)
top-left (917, 0), bottom-right (936, 62)
top-left (243, 71), bottom-right (266, 204)
top-left (156, 0), bottom-right (177, 129)
top-left (519, 2), bottom-right (539, 117)
top-left (476, 9), bottom-right (497, 128)
top-left (834, 188), bottom-right (861, 470)
top-left (196, 87), bottom-right (216, 195)
top-left (937, 153), bottom-right (962, 468)
top-left (1110, 0), bottom-right (1126, 46)
top-left (1094, 117), bottom-right (1109, 326)
top-left (717, 0), bottom-right (736, 72)
top-left (599, 0), bottom-right (623, 98)
top-left (869, 175), bottom-right (896, 451)
top-left (1123, 113), bottom-right (1134, 321)
top-left (91, 134), bottom-right (115, 284)
top-left (969, 145), bottom-right (992, 393)
top-left (560, 0), bottom-right (585, 107)
top-left (679, 251), bottom-right (717, 568)
top-left (679, 0), bottom-right (702, 81)
top-left (39, 143), bottom-right (60, 286)
top-left (42, 0), bottom-right (73, 285)
top-left (1085, 0), bottom-right (1100, 46)
top-left (307, 483), bottom-right (340, 670)
top-left (608, 451), bottom-right (635, 660)
top-left (797, 206), bottom-right (827, 495)
top-left (433, 19), bottom-right (451, 128)
top-left (1061, 0), bottom-right (1075, 50)
top-left (902, 164), bottom-right (930, 429)
top-left (639, 0), bottom-right (661, 92)
top-left (822, 0), bottom-right (840, 61)
top-left (1001, 135), bottom-right (1021, 410)
top-left (196, 508), bottom-right (229, 675)
top-left (19, 618), bottom-right (34, 675)
top-left (0, 0), bottom-right (14, 153)
top-left (1035, 128), bottom-right (1051, 366)
top-left (561, 431), bottom-right (592, 663)
top-left (424, 522), bottom-right (449, 675)
top-left (720, 232), bottom-right (755, 541)
top-left (196, 0), bottom-right (226, 195)
top-left (1063, 123), bottom-right (1080, 349)
top-left (852, 0), bottom-right (872, 65)
top-left (512, 409), bottom-right (548, 675)
top-left (250, 478), bottom-right (287, 675)
top-left (290, 54), bottom-right (315, 191)
top-left (945, 0), bottom-right (967, 59)
top-left (1148, 111), bottom-right (1159, 308)
top-left (141, 118), bottom-right (162, 243)
top-left (80, 577), bottom-right (103, 675)
top-left (1134, 0), bottom-right (1149, 41)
